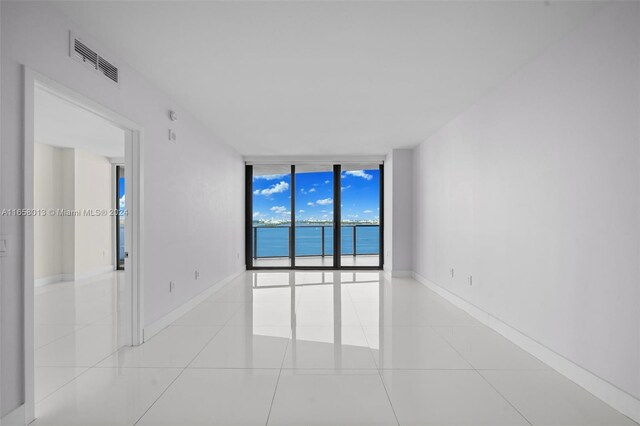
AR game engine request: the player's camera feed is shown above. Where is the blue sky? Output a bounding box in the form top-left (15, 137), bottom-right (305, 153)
top-left (252, 169), bottom-right (380, 223)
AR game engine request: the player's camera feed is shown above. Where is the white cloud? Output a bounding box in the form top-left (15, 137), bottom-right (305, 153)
top-left (341, 185), bottom-right (351, 192)
top-left (270, 206), bottom-right (288, 214)
top-left (324, 180), bottom-right (330, 184)
top-left (363, 210), bottom-right (373, 214)
top-left (253, 212), bottom-right (261, 218)
top-left (345, 170), bottom-right (373, 180)
top-left (307, 202), bottom-right (315, 206)
top-left (316, 198), bottom-right (333, 205)
top-left (254, 181), bottom-right (289, 196)
top-left (254, 173), bottom-right (287, 181)
top-left (308, 188), bottom-right (316, 193)
top-left (298, 209), bottom-right (305, 213)
top-left (300, 188), bottom-right (307, 195)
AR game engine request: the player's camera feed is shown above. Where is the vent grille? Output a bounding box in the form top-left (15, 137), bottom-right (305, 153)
top-left (74, 39), bottom-right (98, 67)
top-left (70, 32), bottom-right (119, 84)
top-left (98, 57), bottom-right (118, 83)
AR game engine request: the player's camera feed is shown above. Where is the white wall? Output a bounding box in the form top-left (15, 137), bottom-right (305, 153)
top-left (61, 149), bottom-right (75, 278)
top-left (383, 151), bottom-right (393, 273)
top-left (1, 1), bottom-right (245, 416)
top-left (73, 149), bottom-right (114, 277)
top-left (391, 150), bottom-right (413, 274)
top-left (413, 1), bottom-right (640, 404)
top-left (383, 149), bottom-right (413, 276)
top-left (34, 144), bottom-right (64, 280)
top-left (35, 145), bottom-right (118, 282)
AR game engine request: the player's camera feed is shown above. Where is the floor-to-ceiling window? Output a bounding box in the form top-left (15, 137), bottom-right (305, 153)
top-left (115, 165), bottom-right (125, 270)
top-left (246, 162), bottom-right (382, 270)
top-left (250, 165), bottom-right (293, 267)
top-left (295, 165), bottom-right (335, 267)
top-left (340, 165), bottom-right (381, 268)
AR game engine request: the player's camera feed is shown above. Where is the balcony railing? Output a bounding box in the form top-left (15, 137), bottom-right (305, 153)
top-left (252, 224), bottom-right (379, 259)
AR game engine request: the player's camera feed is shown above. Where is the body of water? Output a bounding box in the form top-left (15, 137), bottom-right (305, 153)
top-left (252, 225), bottom-right (379, 258)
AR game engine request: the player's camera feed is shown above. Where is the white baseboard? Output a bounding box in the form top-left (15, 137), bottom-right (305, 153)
top-left (73, 265), bottom-right (115, 282)
top-left (34, 274), bottom-right (64, 287)
top-left (143, 267), bottom-right (246, 342)
top-left (382, 267), bottom-right (412, 279)
top-left (34, 266), bottom-right (115, 287)
top-left (1, 404), bottom-right (25, 426)
top-left (412, 271), bottom-right (640, 424)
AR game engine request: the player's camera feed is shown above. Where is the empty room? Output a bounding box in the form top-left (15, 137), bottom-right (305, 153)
top-left (1, 1), bottom-right (639, 425)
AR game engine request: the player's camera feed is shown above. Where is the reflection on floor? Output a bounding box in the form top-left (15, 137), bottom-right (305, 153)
top-left (34, 271), bottom-right (128, 408)
top-left (33, 271), bottom-right (637, 425)
top-left (253, 254), bottom-right (379, 267)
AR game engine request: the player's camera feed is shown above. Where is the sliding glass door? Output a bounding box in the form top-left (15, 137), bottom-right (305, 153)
top-left (340, 165), bottom-right (381, 267)
top-left (250, 165), bottom-right (292, 267)
top-left (246, 162), bottom-right (382, 270)
top-left (294, 165), bottom-right (335, 267)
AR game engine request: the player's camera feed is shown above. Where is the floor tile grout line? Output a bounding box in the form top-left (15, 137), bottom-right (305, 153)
top-left (347, 279), bottom-right (401, 426)
top-left (431, 326), bottom-right (533, 426)
top-left (475, 370), bottom-right (533, 426)
top-left (133, 314), bottom-right (228, 425)
top-left (132, 366), bottom-right (187, 426)
top-left (34, 342), bottom-right (127, 409)
top-left (33, 319), bottom-right (115, 352)
top-left (265, 331), bottom-right (290, 426)
top-left (32, 366), bottom-right (91, 407)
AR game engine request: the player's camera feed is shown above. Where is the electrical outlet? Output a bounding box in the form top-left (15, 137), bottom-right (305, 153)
top-left (168, 129), bottom-right (177, 142)
top-left (467, 275), bottom-right (473, 286)
top-left (236, 252), bottom-right (240, 259)
top-left (450, 268), bottom-right (455, 278)
top-left (169, 281), bottom-right (175, 292)
top-left (195, 270), bottom-right (200, 280)
top-left (0, 235), bottom-right (8, 257)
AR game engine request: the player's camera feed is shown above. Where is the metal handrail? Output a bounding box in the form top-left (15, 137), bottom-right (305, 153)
top-left (252, 224), bottom-right (379, 259)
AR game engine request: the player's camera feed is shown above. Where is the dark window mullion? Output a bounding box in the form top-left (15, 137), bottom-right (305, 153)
top-left (245, 165), bottom-right (253, 269)
top-left (290, 164), bottom-right (296, 267)
top-left (333, 164), bottom-right (341, 268)
top-left (379, 164), bottom-right (384, 270)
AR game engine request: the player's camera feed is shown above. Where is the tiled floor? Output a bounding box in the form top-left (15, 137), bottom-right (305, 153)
top-left (33, 271), bottom-right (637, 425)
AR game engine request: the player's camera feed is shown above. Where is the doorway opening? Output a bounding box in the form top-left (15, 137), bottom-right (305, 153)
top-left (24, 69), bottom-right (143, 424)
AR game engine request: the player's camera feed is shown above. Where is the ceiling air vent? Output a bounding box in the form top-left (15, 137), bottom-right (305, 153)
top-left (98, 57), bottom-right (118, 84)
top-left (70, 32), bottom-right (119, 85)
top-left (73, 38), bottom-right (98, 68)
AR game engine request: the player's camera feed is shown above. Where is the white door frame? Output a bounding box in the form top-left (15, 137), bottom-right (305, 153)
top-left (23, 66), bottom-right (144, 424)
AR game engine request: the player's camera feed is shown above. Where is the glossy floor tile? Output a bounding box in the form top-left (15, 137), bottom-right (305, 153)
top-left (33, 271), bottom-right (638, 425)
top-left (99, 326), bottom-right (221, 368)
top-left (282, 326), bottom-right (377, 370)
top-left (33, 367), bottom-right (181, 425)
top-left (480, 370), bottom-right (637, 425)
top-left (382, 369), bottom-right (529, 425)
top-left (269, 370), bottom-right (397, 425)
top-left (189, 325), bottom-right (290, 368)
top-left (434, 326), bottom-right (550, 370)
top-left (364, 326), bottom-right (472, 370)
top-left (172, 301), bottom-right (245, 326)
top-left (34, 367), bottom-right (88, 403)
top-left (136, 369), bottom-right (280, 425)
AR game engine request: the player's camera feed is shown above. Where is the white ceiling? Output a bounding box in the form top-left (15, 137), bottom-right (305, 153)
top-left (35, 87), bottom-right (125, 158)
top-left (52, 1), bottom-right (600, 156)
